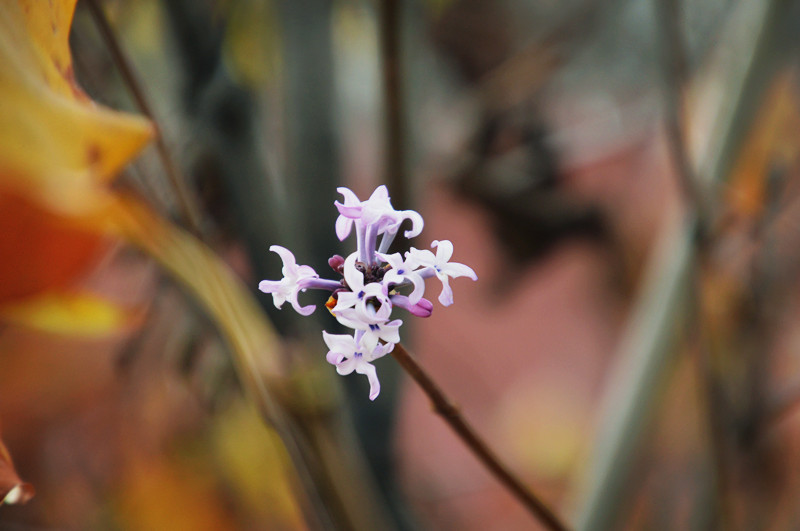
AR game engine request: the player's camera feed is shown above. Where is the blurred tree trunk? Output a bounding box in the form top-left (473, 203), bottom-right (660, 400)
top-left (277, 0), bottom-right (342, 276)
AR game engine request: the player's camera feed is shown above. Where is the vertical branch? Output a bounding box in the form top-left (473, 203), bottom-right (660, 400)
top-left (84, 0), bottom-right (205, 237)
top-left (657, 0), bottom-right (705, 215)
top-left (656, 0), bottom-right (729, 525)
top-left (392, 343), bottom-right (570, 531)
top-left (379, 0), bottom-right (408, 212)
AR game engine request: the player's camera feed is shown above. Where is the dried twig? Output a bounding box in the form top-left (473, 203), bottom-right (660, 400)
top-left (84, 0), bottom-right (205, 237)
top-left (392, 343), bottom-right (570, 531)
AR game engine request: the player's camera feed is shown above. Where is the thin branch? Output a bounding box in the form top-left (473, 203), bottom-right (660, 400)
top-left (657, 0), bottom-right (708, 219)
top-left (84, 0), bottom-right (205, 237)
top-left (391, 343), bottom-right (570, 531)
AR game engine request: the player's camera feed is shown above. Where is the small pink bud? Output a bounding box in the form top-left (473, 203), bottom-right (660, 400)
top-left (328, 254), bottom-right (345, 273)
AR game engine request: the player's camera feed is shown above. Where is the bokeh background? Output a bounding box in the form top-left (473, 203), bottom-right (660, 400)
top-left (3, 0), bottom-right (800, 529)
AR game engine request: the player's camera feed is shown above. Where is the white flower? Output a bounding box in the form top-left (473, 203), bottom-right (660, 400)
top-left (258, 245), bottom-right (318, 316)
top-left (323, 331), bottom-right (394, 400)
top-left (376, 251), bottom-right (425, 304)
top-left (333, 308), bottom-right (402, 351)
top-left (332, 252), bottom-right (392, 321)
top-left (334, 186), bottom-right (424, 261)
top-left (257, 186), bottom-right (478, 402)
top-left (407, 240), bottom-right (477, 306)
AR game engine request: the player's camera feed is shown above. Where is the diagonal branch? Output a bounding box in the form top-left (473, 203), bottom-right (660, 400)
top-left (392, 343), bottom-right (570, 531)
top-left (84, 0), bottom-right (205, 237)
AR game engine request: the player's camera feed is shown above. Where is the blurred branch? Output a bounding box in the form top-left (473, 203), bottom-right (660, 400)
top-left (656, 0), bottom-right (708, 217)
top-left (391, 343), bottom-right (570, 531)
top-left (656, 0), bottom-right (730, 524)
top-left (84, 0), bottom-right (205, 237)
top-left (571, 1), bottom-right (790, 529)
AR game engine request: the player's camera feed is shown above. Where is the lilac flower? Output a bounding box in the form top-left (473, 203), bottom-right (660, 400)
top-left (377, 251), bottom-right (425, 304)
top-left (332, 253), bottom-right (393, 321)
top-left (335, 185), bottom-right (424, 262)
top-left (258, 186), bottom-right (476, 400)
top-left (258, 245), bottom-right (320, 316)
top-left (333, 308), bottom-right (402, 351)
top-left (323, 331), bottom-right (394, 401)
top-left (407, 240), bottom-right (477, 306)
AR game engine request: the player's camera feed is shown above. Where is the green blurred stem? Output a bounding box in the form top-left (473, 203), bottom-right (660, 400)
top-left (392, 343), bottom-right (570, 531)
top-left (571, 0), bottom-right (790, 529)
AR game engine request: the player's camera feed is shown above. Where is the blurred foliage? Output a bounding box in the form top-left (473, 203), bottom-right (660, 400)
top-left (3, 0), bottom-right (800, 529)
top-left (0, 0), bottom-right (151, 330)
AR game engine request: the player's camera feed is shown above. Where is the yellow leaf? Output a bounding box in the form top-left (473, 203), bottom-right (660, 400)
top-left (0, 291), bottom-right (131, 336)
top-left (726, 72), bottom-right (800, 217)
top-left (210, 400), bottom-right (304, 528)
top-left (0, 0), bottom-right (154, 215)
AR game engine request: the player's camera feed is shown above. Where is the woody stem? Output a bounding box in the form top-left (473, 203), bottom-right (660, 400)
top-left (391, 342), bottom-right (570, 531)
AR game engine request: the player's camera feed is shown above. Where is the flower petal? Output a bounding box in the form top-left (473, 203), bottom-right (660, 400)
top-left (326, 350), bottom-right (344, 365)
top-left (342, 252), bottom-right (363, 291)
top-left (332, 291), bottom-right (359, 312)
top-left (442, 262), bottom-right (478, 281)
top-left (361, 331), bottom-right (379, 352)
top-left (431, 240), bottom-right (454, 263)
top-left (405, 247), bottom-right (436, 269)
top-left (336, 357), bottom-right (358, 375)
top-left (437, 274), bottom-right (454, 306)
top-left (257, 280), bottom-right (282, 294)
top-left (269, 245), bottom-right (297, 269)
top-left (290, 298), bottom-right (316, 316)
top-left (401, 209), bottom-right (424, 238)
top-left (335, 214), bottom-right (353, 241)
top-left (355, 362), bottom-right (381, 400)
top-left (323, 331), bottom-right (356, 354)
top-left (379, 319), bottom-right (402, 344)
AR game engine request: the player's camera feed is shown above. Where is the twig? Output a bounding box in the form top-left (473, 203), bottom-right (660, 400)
top-left (657, 0), bottom-right (707, 218)
top-left (84, 0), bottom-right (205, 237)
top-left (391, 343), bottom-right (570, 531)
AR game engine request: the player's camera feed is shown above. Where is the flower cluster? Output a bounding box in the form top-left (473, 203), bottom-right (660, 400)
top-left (259, 186), bottom-right (477, 400)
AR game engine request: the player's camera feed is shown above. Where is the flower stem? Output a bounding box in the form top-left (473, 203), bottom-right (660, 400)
top-left (391, 343), bottom-right (570, 531)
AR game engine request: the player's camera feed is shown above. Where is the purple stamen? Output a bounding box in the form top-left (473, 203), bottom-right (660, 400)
top-left (298, 278), bottom-right (344, 291)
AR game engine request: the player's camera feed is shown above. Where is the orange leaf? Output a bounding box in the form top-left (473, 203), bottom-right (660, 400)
top-left (0, 190), bottom-right (106, 303)
top-left (0, 0), bottom-right (154, 305)
top-left (0, 0), bottom-right (154, 214)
